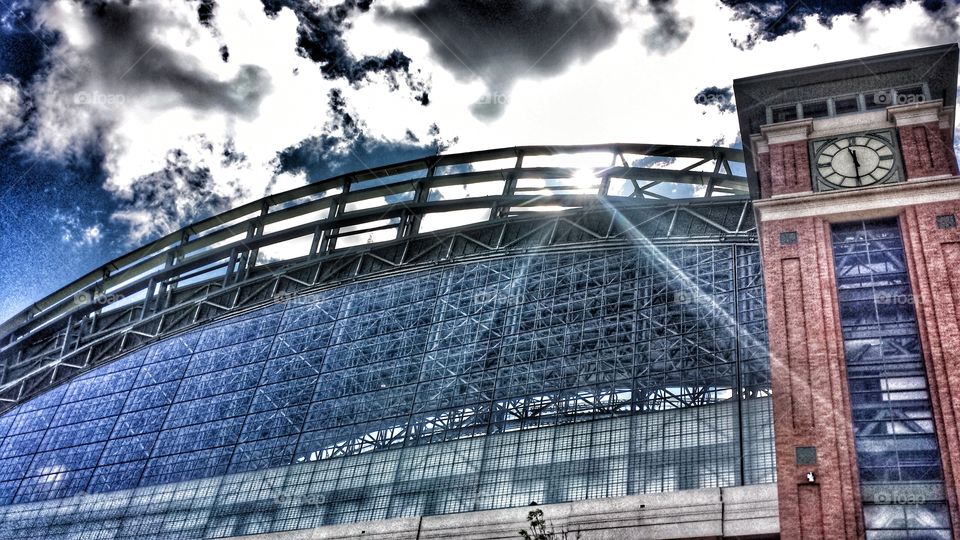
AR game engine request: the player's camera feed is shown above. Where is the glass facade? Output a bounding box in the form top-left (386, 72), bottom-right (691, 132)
top-left (0, 244), bottom-right (772, 538)
top-left (831, 218), bottom-right (951, 538)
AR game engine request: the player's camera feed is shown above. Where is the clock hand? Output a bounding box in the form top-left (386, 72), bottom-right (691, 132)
top-left (848, 148), bottom-right (861, 169)
top-left (848, 148), bottom-right (862, 185)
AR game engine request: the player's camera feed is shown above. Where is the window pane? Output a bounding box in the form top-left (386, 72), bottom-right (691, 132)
top-left (835, 96), bottom-right (860, 115)
top-left (772, 104), bottom-right (799, 122)
top-left (802, 100), bottom-right (829, 118)
top-left (831, 218), bottom-right (947, 537)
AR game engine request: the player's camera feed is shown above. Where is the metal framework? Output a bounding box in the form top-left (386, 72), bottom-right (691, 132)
top-left (0, 239), bottom-right (772, 525)
top-left (0, 143), bottom-right (750, 413)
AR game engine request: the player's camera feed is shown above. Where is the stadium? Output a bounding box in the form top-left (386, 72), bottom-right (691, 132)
top-left (0, 44), bottom-right (957, 539)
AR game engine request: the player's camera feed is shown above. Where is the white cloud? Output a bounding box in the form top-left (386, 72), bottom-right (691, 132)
top-left (81, 224), bottom-right (103, 246)
top-left (0, 75), bottom-right (24, 137)
top-left (22, 0), bottom-right (451, 245)
top-left (348, 0), bottom-right (957, 155)
top-left (18, 0), bottom-right (960, 246)
top-left (52, 209), bottom-right (103, 247)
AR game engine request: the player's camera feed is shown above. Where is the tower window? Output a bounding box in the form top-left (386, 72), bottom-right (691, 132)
top-left (865, 91), bottom-right (891, 110)
top-left (801, 100), bottom-right (829, 119)
top-left (895, 86), bottom-right (925, 105)
top-left (771, 104), bottom-right (799, 123)
top-left (833, 96), bottom-right (860, 115)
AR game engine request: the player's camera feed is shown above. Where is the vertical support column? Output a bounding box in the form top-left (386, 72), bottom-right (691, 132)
top-left (491, 150), bottom-right (523, 221)
top-left (324, 177), bottom-right (352, 254)
top-left (242, 200), bottom-right (271, 278)
top-left (402, 161), bottom-right (434, 239)
top-left (888, 101), bottom-right (957, 180)
top-left (758, 120), bottom-right (814, 197)
top-left (900, 200), bottom-right (960, 531)
top-left (758, 216), bottom-right (863, 539)
top-left (154, 249), bottom-right (178, 314)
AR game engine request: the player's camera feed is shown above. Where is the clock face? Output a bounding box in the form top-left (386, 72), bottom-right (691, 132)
top-left (814, 134), bottom-right (898, 188)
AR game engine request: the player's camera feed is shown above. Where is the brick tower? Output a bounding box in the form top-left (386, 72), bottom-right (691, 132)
top-left (734, 44), bottom-right (960, 539)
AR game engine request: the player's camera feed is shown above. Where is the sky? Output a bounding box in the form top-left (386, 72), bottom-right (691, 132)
top-left (0, 0), bottom-right (958, 322)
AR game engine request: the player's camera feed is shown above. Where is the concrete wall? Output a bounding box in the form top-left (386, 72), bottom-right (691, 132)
top-left (231, 483), bottom-right (779, 540)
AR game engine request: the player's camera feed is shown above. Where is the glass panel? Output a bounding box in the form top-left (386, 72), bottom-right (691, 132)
top-left (835, 96), bottom-right (860, 115)
top-left (772, 104), bottom-right (799, 122)
top-left (865, 91), bottom-right (891, 110)
top-left (831, 218), bottom-right (948, 537)
top-left (802, 100), bottom-right (829, 119)
top-left (0, 244), bottom-right (772, 536)
top-left (894, 86), bottom-right (925, 106)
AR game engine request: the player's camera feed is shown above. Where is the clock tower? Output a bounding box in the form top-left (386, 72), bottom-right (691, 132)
top-left (734, 44), bottom-right (960, 539)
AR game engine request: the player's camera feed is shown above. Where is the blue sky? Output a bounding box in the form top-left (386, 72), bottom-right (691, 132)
top-left (0, 0), bottom-right (958, 322)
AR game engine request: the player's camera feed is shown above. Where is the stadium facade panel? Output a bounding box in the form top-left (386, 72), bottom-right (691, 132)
top-left (0, 243), bottom-right (772, 538)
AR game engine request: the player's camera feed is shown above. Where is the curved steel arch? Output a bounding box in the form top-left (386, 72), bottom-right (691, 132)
top-left (0, 143), bottom-right (751, 413)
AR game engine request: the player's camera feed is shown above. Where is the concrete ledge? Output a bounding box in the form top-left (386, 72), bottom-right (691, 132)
top-left (232, 484), bottom-right (779, 540)
top-left (753, 175), bottom-right (960, 222)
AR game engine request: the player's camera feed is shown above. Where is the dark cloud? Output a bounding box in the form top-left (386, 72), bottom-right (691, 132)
top-left (469, 92), bottom-right (508, 121)
top-left (694, 85), bottom-right (735, 113)
top-left (383, 0), bottom-right (621, 118)
top-left (197, 0), bottom-right (217, 28)
top-left (195, 0), bottom-right (232, 64)
top-left (275, 134), bottom-right (447, 185)
top-left (112, 147), bottom-right (243, 243)
top-left (72, 1), bottom-right (270, 116)
top-left (221, 139), bottom-right (246, 166)
top-left (261, 0), bottom-right (428, 95)
top-left (643, 0), bottom-right (693, 53)
top-left (274, 88), bottom-right (454, 183)
top-left (721, 0), bottom-right (956, 48)
top-left (326, 88), bottom-right (362, 140)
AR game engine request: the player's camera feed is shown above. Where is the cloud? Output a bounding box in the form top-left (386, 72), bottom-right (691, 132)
top-left (643, 0), bottom-right (693, 53)
top-left (275, 88), bottom-right (454, 181)
top-left (197, 0), bottom-right (217, 28)
top-left (25, 0), bottom-right (272, 159)
top-left (261, 0), bottom-right (428, 92)
top-left (12, 0), bottom-right (441, 247)
top-left (110, 145), bottom-right (244, 243)
top-left (721, 0), bottom-right (958, 48)
top-left (694, 85), bottom-right (735, 114)
top-left (21, 0), bottom-right (281, 243)
top-left (0, 75), bottom-right (24, 137)
top-left (75, 1), bottom-right (270, 115)
top-left (383, 0), bottom-right (622, 119)
top-left (52, 209), bottom-right (103, 247)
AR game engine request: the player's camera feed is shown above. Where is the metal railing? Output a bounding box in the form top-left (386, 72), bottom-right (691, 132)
top-left (0, 143), bottom-right (749, 411)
